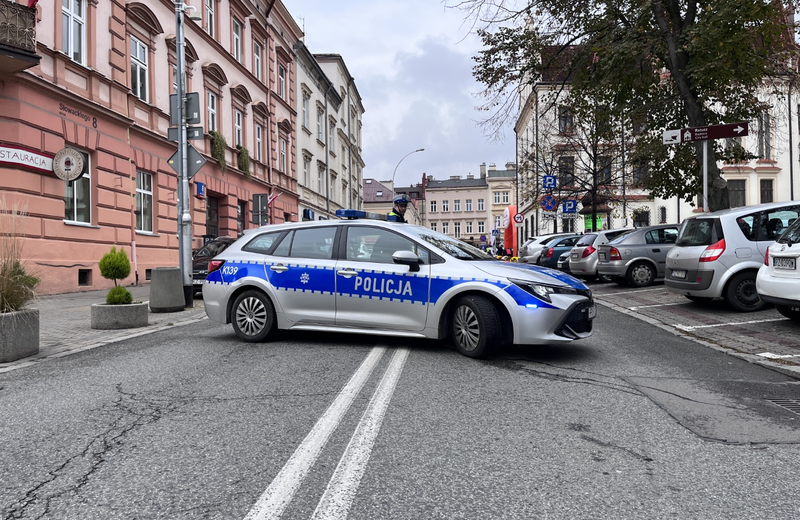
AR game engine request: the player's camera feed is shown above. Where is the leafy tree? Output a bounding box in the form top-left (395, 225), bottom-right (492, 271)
top-left (459, 0), bottom-right (797, 210)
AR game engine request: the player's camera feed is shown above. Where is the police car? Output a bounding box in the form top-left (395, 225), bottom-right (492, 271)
top-left (202, 210), bottom-right (595, 358)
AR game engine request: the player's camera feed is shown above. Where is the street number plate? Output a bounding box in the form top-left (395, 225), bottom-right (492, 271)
top-left (588, 305), bottom-right (596, 319)
top-left (774, 257), bottom-right (796, 270)
top-left (671, 269), bottom-right (687, 279)
top-left (192, 279), bottom-right (203, 285)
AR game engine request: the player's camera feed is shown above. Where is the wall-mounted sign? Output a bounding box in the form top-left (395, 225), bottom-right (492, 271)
top-left (53, 148), bottom-right (85, 181)
top-left (0, 145), bottom-right (54, 173)
top-left (196, 181), bottom-right (206, 199)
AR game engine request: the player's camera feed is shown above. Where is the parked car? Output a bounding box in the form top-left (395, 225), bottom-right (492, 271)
top-left (518, 234), bottom-right (571, 264)
top-left (192, 236), bottom-right (237, 295)
top-left (569, 228), bottom-right (634, 281)
top-left (202, 210), bottom-right (595, 359)
top-left (596, 224), bottom-right (680, 287)
top-left (665, 201), bottom-right (800, 311)
top-left (538, 235), bottom-right (583, 268)
top-left (756, 215), bottom-right (800, 321)
top-left (556, 251), bottom-right (572, 272)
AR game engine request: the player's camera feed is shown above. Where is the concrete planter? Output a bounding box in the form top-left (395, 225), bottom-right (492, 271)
top-left (0, 308), bottom-right (39, 362)
top-left (91, 302), bottom-right (149, 330)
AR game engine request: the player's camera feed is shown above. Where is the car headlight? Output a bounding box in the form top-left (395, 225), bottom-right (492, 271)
top-left (510, 279), bottom-right (579, 303)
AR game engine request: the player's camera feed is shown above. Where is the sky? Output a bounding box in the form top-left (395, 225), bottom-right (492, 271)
top-left (284, 0), bottom-right (515, 190)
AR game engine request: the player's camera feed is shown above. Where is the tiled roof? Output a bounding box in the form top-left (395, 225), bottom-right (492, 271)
top-left (362, 179), bottom-right (394, 203)
top-left (426, 177), bottom-right (488, 189)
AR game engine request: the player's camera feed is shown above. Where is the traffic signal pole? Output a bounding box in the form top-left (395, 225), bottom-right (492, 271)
top-left (175, 1), bottom-right (193, 307)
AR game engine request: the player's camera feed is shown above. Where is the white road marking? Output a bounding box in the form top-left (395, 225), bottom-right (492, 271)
top-left (629, 302), bottom-right (687, 310)
top-left (311, 348), bottom-right (409, 520)
top-left (758, 352), bottom-right (800, 359)
top-left (673, 317), bottom-right (787, 331)
top-left (596, 287), bottom-right (665, 296)
top-left (243, 347), bottom-right (386, 520)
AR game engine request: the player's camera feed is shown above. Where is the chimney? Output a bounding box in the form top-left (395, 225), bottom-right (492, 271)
top-left (450, 175), bottom-right (460, 180)
top-left (467, 174), bottom-right (474, 179)
top-left (480, 163), bottom-right (486, 175)
top-left (488, 163), bottom-right (496, 171)
top-left (506, 162), bottom-right (516, 170)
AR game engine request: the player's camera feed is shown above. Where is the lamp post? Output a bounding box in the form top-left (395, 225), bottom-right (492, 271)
top-left (391, 148), bottom-right (425, 190)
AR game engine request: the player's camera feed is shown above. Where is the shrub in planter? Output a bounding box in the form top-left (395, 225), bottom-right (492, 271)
top-left (92, 246), bottom-right (147, 329)
top-left (0, 197), bottom-right (40, 362)
top-left (99, 246), bottom-right (132, 304)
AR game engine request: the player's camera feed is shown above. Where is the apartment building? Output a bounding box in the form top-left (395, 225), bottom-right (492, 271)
top-left (0, 0), bottom-right (302, 294)
top-left (425, 172), bottom-right (488, 241)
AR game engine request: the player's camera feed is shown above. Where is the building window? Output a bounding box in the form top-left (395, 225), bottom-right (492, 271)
top-left (135, 171), bottom-right (153, 232)
top-left (502, 191), bottom-right (509, 204)
top-left (562, 218), bottom-right (576, 233)
top-left (760, 179), bottom-right (773, 203)
top-left (559, 156), bottom-right (575, 187)
top-left (494, 192), bottom-right (501, 204)
top-left (232, 19), bottom-right (242, 62)
top-left (466, 221), bottom-right (473, 234)
top-left (558, 105), bottom-right (574, 133)
top-left (430, 200), bottom-right (437, 212)
top-left (205, 0), bottom-right (215, 38)
top-left (279, 65), bottom-right (286, 99)
top-left (64, 149), bottom-right (90, 223)
top-left (466, 199), bottom-right (472, 211)
top-left (478, 221), bottom-right (485, 233)
top-left (207, 91), bottom-right (217, 132)
top-left (431, 222), bottom-right (437, 232)
top-left (206, 196), bottom-right (219, 237)
top-left (280, 138), bottom-right (287, 172)
top-left (302, 94), bottom-right (310, 128)
top-left (62, 0), bottom-right (85, 65)
top-left (237, 200), bottom-right (246, 236)
top-left (303, 158), bottom-right (309, 186)
top-left (317, 110), bottom-right (323, 141)
top-left (659, 206), bottom-right (668, 224)
top-left (442, 200), bottom-right (449, 212)
top-left (632, 162), bottom-right (649, 186)
top-left (454, 222), bottom-right (461, 238)
top-left (477, 199), bottom-right (484, 211)
top-left (729, 179), bottom-right (746, 207)
top-left (758, 111), bottom-right (771, 159)
top-left (234, 109), bottom-right (243, 147)
top-left (454, 200), bottom-right (461, 212)
top-left (255, 124), bottom-right (263, 162)
top-left (172, 64), bottom-right (178, 94)
top-left (329, 123), bottom-right (335, 149)
top-left (318, 166), bottom-right (324, 194)
top-left (599, 156), bottom-right (612, 184)
top-left (253, 41), bottom-right (262, 81)
top-left (494, 215), bottom-right (501, 229)
top-left (442, 222), bottom-right (449, 235)
top-left (130, 36), bottom-right (148, 102)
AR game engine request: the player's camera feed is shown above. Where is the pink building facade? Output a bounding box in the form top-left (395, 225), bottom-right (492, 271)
top-left (0, 0), bottom-right (301, 294)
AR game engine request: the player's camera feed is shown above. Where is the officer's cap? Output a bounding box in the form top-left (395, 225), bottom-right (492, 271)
top-left (393, 194), bottom-right (409, 205)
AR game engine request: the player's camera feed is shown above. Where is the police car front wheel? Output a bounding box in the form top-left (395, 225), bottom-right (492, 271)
top-left (231, 290), bottom-right (276, 342)
top-left (451, 296), bottom-right (501, 359)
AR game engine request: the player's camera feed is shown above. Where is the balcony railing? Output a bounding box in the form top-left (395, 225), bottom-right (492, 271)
top-left (0, 0), bottom-right (39, 73)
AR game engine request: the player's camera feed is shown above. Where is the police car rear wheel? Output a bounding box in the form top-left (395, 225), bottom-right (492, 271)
top-left (451, 296), bottom-right (500, 359)
top-left (232, 290), bottom-right (276, 342)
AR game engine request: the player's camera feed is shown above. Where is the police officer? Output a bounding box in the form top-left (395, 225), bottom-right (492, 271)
top-left (389, 194), bottom-right (409, 223)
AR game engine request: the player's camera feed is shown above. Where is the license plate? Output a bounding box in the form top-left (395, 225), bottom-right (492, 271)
top-left (588, 305), bottom-right (596, 320)
top-left (774, 257), bottom-right (796, 270)
top-left (571, 252), bottom-right (579, 259)
top-left (598, 252), bottom-right (606, 260)
top-left (192, 279), bottom-right (204, 285)
top-left (671, 269), bottom-right (687, 279)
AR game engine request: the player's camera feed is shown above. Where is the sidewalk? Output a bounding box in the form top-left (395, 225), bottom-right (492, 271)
top-left (0, 285), bottom-right (208, 373)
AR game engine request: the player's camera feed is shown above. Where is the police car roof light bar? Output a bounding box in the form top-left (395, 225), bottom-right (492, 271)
top-left (335, 209), bottom-right (389, 221)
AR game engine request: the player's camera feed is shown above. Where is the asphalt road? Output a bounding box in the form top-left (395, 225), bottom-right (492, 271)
top-left (1, 299), bottom-right (800, 519)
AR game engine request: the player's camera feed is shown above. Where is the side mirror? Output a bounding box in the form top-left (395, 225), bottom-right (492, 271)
top-left (392, 250), bottom-right (421, 272)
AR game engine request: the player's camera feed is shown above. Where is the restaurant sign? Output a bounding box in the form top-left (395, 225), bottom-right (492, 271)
top-left (0, 144), bottom-right (54, 173)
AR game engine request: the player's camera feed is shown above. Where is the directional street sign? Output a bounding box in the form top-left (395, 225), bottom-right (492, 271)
top-left (562, 200), bottom-right (577, 213)
top-left (542, 194), bottom-right (557, 211)
top-left (543, 175), bottom-right (557, 190)
top-left (663, 122), bottom-right (748, 144)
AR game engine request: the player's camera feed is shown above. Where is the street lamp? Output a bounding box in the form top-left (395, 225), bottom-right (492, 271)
top-left (391, 148), bottom-right (425, 190)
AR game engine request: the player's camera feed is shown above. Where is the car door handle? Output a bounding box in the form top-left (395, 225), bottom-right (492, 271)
top-left (270, 264), bottom-right (288, 272)
top-left (337, 269), bottom-right (358, 277)
top-left (651, 248), bottom-right (661, 253)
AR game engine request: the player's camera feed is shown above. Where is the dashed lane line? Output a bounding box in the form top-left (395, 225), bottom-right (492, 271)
top-left (673, 317), bottom-right (788, 331)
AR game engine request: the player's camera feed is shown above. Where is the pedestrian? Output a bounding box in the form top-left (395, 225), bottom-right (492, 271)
top-left (389, 194), bottom-right (409, 223)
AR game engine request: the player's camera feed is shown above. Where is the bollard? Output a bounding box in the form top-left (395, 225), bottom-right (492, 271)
top-left (149, 267), bottom-right (186, 312)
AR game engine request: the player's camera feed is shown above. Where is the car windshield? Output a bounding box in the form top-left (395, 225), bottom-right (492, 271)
top-left (412, 228), bottom-right (495, 260)
top-left (575, 234), bottom-right (597, 247)
top-left (609, 231), bottom-right (637, 245)
top-left (778, 216), bottom-right (800, 244)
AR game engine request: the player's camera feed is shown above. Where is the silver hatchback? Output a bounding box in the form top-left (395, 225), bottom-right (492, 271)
top-left (569, 228), bottom-right (633, 281)
top-left (665, 201), bottom-right (800, 311)
top-left (596, 224), bottom-right (679, 287)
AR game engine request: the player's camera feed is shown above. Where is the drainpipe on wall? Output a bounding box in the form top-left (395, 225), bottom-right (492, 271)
top-left (347, 77), bottom-right (354, 209)
top-left (324, 83), bottom-right (333, 217)
top-left (128, 153), bottom-right (138, 286)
